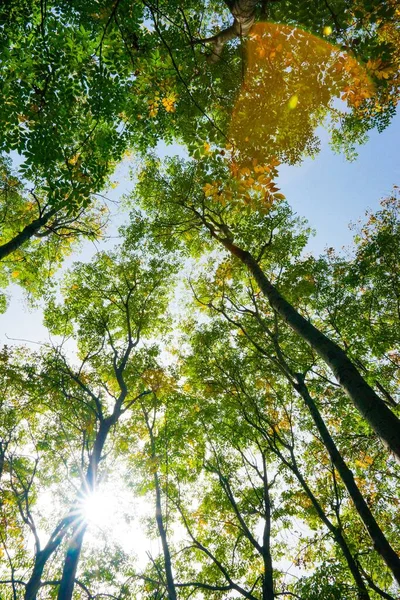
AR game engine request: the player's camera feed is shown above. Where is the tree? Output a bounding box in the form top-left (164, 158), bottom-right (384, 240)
top-left (310, 192), bottom-right (400, 408)
top-left (184, 261), bottom-right (400, 587)
top-left (130, 155), bottom-right (400, 462)
top-left (0, 158), bottom-right (107, 308)
top-left (1, 198), bottom-right (399, 599)
top-left (179, 313), bottom-right (399, 597)
top-left (1, 1), bottom-right (400, 598)
top-left (1, 0), bottom-right (399, 192)
top-left (0, 222), bottom-right (178, 599)
top-left (0, 0), bottom-right (398, 282)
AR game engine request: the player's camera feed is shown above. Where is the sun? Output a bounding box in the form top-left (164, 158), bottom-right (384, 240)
top-left (71, 474), bottom-right (153, 565)
top-left (80, 490), bottom-right (116, 529)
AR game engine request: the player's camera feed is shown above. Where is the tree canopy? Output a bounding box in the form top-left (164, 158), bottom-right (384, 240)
top-left (0, 1), bottom-right (399, 599)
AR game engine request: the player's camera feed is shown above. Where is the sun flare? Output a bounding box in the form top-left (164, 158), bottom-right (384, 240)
top-left (80, 491), bottom-right (116, 529)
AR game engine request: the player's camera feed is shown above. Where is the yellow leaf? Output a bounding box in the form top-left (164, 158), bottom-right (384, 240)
top-left (288, 94), bottom-right (299, 109)
top-left (162, 94), bottom-right (177, 112)
top-left (24, 202), bottom-right (35, 212)
top-left (257, 174), bottom-right (271, 184)
top-left (68, 153), bottom-right (80, 166)
top-left (203, 182), bottom-right (218, 197)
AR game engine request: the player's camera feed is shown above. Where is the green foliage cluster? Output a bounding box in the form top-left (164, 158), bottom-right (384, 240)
top-left (0, 1), bottom-right (399, 600)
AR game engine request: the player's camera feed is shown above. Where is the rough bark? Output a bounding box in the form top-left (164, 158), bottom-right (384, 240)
top-left (220, 238), bottom-right (400, 462)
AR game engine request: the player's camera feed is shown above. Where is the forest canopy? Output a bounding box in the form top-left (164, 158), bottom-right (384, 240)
top-left (0, 1), bottom-right (400, 599)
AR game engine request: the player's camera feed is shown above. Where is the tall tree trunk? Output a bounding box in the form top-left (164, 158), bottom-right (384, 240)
top-left (56, 525), bottom-right (87, 600)
top-left (24, 550), bottom-right (54, 600)
top-left (57, 418), bottom-right (114, 600)
top-left (294, 376), bottom-right (400, 585)
top-left (261, 454), bottom-right (274, 600)
top-left (0, 208), bottom-right (58, 261)
top-left (220, 238), bottom-right (400, 461)
top-left (284, 448), bottom-right (370, 599)
top-left (258, 415), bottom-right (371, 599)
top-left (0, 440), bottom-right (6, 482)
top-left (24, 551), bottom-right (49, 600)
top-left (296, 458), bottom-right (369, 598)
top-left (154, 470), bottom-right (177, 600)
top-left (24, 511), bottom-right (74, 600)
top-left (145, 408), bottom-right (177, 600)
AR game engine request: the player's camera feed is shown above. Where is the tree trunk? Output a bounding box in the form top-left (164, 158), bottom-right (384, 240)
top-left (285, 449), bottom-right (370, 599)
top-left (0, 440), bottom-right (6, 482)
top-left (260, 419), bottom-right (370, 599)
top-left (295, 377), bottom-right (400, 585)
top-left (261, 455), bottom-right (274, 600)
top-left (229, 0), bottom-right (259, 36)
top-left (24, 550), bottom-right (52, 600)
top-left (56, 418), bottom-right (114, 600)
top-left (0, 208), bottom-right (58, 261)
top-left (221, 238), bottom-right (400, 461)
top-left (145, 409), bottom-right (177, 600)
top-left (24, 516), bottom-right (72, 600)
top-left (154, 470), bottom-right (177, 600)
top-left (200, 0), bottom-right (258, 62)
top-left (56, 525), bottom-right (87, 600)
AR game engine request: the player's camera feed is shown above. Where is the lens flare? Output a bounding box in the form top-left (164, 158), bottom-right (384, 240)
top-left (80, 491), bottom-right (116, 529)
top-left (229, 22), bottom-right (374, 167)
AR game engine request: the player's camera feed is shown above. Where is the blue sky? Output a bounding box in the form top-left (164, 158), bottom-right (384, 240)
top-left (278, 111), bottom-right (400, 254)
top-left (0, 110), bottom-right (399, 347)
